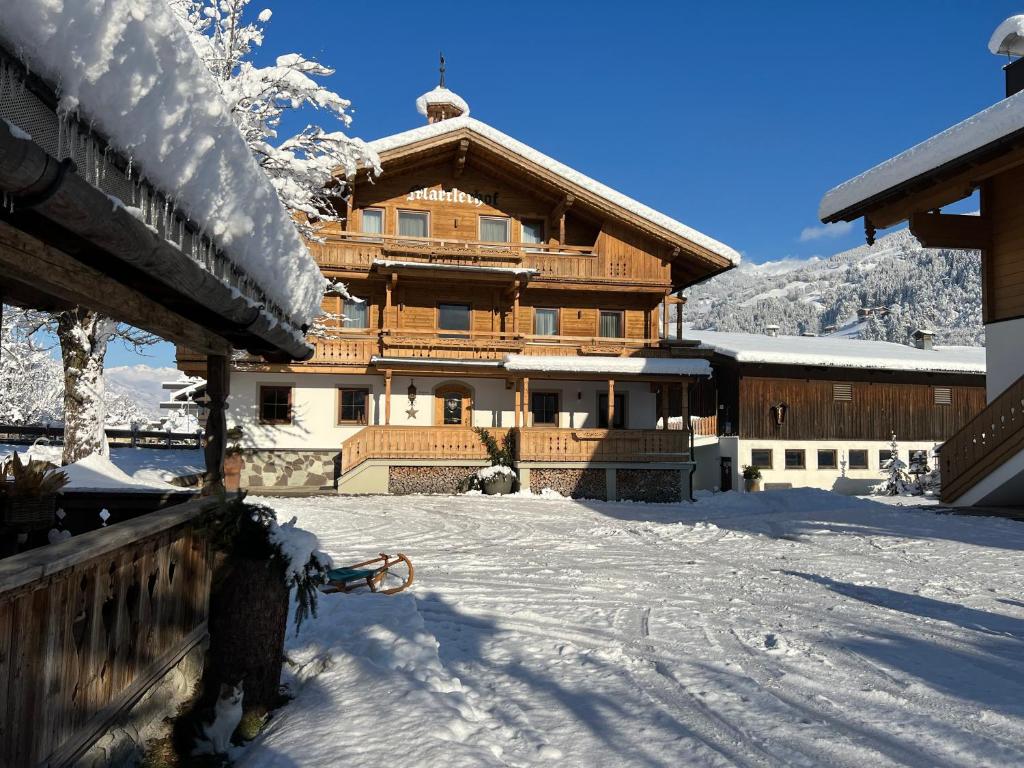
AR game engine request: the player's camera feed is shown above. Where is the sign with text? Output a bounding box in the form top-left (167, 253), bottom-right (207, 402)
top-left (406, 185), bottom-right (500, 208)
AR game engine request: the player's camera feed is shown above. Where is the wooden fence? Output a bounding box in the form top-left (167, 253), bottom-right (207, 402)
top-left (517, 428), bottom-right (689, 463)
top-left (0, 496), bottom-right (220, 767)
top-left (0, 424), bottom-right (204, 449)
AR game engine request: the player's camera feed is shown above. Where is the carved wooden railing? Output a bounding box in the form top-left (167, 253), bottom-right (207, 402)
top-left (0, 496), bottom-right (220, 767)
top-left (690, 415), bottom-right (718, 437)
top-left (940, 374), bottom-right (1024, 503)
top-left (380, 329), bottom-right (524, 360)
top-left (342, 426), bottom-right (510, 473)
top-left (310, 334), bottom-right (379, 365)
top-left (516, 428), bottom-right (689, 463)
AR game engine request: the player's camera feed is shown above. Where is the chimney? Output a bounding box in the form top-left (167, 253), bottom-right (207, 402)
top-left (1006, 58), bottom-right (1024, 97)
top-left (416, 54), bottom-right (469, 124)
top-left (991, 17), bottom-right (1024, 95)
top-left (912, 329), bottom-right (934, 351)
top-left (764, 324), bottom-right (780, 338)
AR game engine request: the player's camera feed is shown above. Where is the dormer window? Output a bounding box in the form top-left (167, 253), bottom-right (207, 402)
top-left (480, 215), bottom-right (510, 243)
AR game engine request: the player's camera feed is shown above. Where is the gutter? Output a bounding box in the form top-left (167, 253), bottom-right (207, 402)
top-left (0, 119), bottom-right (313, 361)
top-left (370, 356), bottom-right (504, 368)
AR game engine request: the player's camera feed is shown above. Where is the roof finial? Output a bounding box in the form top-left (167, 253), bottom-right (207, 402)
top-left (439, 52), bottom-right (446, 88)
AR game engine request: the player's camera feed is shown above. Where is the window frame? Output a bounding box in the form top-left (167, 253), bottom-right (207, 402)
top-left (784, 448), bottom-right (806, 470)
top-left (750, 448), bottom-right (773, 469)
top-left (530, 391), bottom-right (561, 427)
top-left (598, 309), bottom-right (625, 339)
top-left (521, 218), bottom-right (546, 246)
top-left (817, 448), bottom-right (838, 469)
top-left (337, 387), bottom-right (370, 425)
top-left (533, 307), bottom-right (560, 336)
top-left (258, 384), bottom-right (293, 425)
top-left (879, 448), bottom-right (896, 468)
top-left (396, 208), bottom-right (430, 239)
top-left (342, 297), bottom-right (370, 329)
top-left (435, 383), bottom-right (473, 426)
top-left (437, 302), bottom-right (472, 337)
top-left (360, 207), bottom-right (385, 236)
top-left (479, 215), bottom-right (511, 243)
top-left (848, 449), bottom-right (869, 469)
top-left (597, 392), bottom-right (627, 429)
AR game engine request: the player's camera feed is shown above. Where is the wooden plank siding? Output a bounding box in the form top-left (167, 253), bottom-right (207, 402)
top-left (737, 376), bottom-right (986, 442)
top-left (0, 498), bottom-right (218, 767)
top-left (987, 163), bottom-right (1024, 322)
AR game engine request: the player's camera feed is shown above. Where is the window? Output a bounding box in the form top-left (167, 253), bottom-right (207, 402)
top-left (338, 388), bottom-right (369, 424)
top-left (361, 208), bottom-right (383, 235)
top-left (832, 383), bottom-right (853, 401)
top-left (784, 449), bottom-right (806, 469)
top-left (259, 385), bottom-right (292, 424)
top-left (397, 210), bottom-right (429, 238)
top-left (480, 216), bottom-right (510, 243)
top-left (598, 310), bottom-right (623, 338)
top-left (343, 298), bottom-right (368, 329)
top-left (531, 392), bottom-right (560, 426)
top-left (848, 449), bottom-right (869, 469)
top-left (522, 219), bottom-right (545, 245)
top-left (598, 393), bottom-right (626, 429)
top-left (817, 449), bottom-right (838, 469)
top-left (879, 449), bottom-right (896, 468)
top-left (934, 386), bottom-right (952, 405)
top-left (438, 303), bottom-right (471, 337)
top-left (534, 308), bottom-right (559, 336)
top-left (750, 448), bottom-right (773, 469)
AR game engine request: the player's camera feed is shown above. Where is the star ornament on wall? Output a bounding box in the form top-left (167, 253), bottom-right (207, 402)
top-left (406, 406), bottom-right (418, 419)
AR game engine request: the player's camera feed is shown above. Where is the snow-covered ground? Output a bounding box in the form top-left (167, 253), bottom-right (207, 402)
top-left (239, 490), bottom-right (1024, 767)
top-left (0, 444), bottom-right (203, 485)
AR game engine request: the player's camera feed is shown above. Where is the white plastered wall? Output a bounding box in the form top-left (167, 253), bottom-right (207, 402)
top-left (228, 372), bottom-right (659, 449)
top-left (984, 317), bottom-right (1024, 402)
top-left (703, 437), bottom-right (941, 496)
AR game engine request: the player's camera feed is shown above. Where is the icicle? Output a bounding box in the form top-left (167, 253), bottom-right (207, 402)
top-left (126, 156), bottom-right (133, 180)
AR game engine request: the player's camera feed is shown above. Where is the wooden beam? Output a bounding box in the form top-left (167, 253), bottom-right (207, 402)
top-left (202, 353), bottom-right (229, 494)
top-left (514, 379), bottom-right (521, 429)
top-left (662, 297), bottom-right (670, 341)
top-left (453, 138), bottom-right (469, 178)
top-left (384, 370), bottom-right (392, 426)
top-left (607, 379), bottom-right (616, 429)
top-left (908, 212), bottom-right (991, 250)
top-left (512, 282), bottom-right (521, 335)
top-left (660, 383), bottom-right (669, 430)
top-left (522, 376), bottom-right (530, 427)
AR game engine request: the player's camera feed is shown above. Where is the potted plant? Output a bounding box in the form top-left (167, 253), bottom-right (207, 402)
top-left (472, 428), bottom-right (517, 495)
top-left (1, 453), bottom-right (69, 531)
top-left (742, 464), bottom-right (762, 493)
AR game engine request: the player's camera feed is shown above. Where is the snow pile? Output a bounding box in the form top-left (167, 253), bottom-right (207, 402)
top-left (687, 327), bottom-right (986, 374)
top-left (989, 15), bottom-right (1024, 56)
top-left (61, 453), bottom-right (181, 493)
top-left (369, 116), bottom-right (740, 266)
top-left (504, 354), bottom-right (713, 376)
top-left (415, 86), bottom-right (470, 117)
top-left (0, 1), bottom-right (323, 324)
top-left (267, 515), bottom-right (332, 585)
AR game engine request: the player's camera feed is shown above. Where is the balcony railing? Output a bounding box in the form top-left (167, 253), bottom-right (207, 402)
top-left (310, 232), bottom-right (602, 279)
top-left (940, 373), bottom-right (1024, 503)
top-left (341, 426), bottom-right (690, 474)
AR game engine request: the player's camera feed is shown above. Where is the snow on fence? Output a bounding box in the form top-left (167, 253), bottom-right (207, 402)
top-left (0, 424), bottom-right (204, 449)
top-left (0, 496), bottom-right (219, 767)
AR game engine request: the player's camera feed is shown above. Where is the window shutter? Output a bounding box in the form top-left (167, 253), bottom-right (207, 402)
top-left (832, 383), bottom-right (853, 402)
top-left (934, 386), bottom-right (952, 405)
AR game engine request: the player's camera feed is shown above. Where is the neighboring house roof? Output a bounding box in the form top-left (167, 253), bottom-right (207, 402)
top-left (686, 329), bottom-right (986, 375)
top-left (503, 355), bottom-right (713, 377)
top-left (367, 116), bottom-right (741, 267)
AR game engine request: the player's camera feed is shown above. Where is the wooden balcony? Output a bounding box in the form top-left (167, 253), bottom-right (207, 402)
top-left (380, 329), bottom-right (524, 360)
top-left (310, 232), bottom-right (607, 281)
top-left (341, 426), bottom-right (689, 474)
top-left (940, 374), bottom-right (1024, 503)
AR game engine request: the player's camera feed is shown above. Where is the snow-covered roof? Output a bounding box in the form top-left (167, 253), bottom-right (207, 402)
top-left (503, 355), bottom-right (713, 377)
top-left (372, 259), bottom-right (537, 276)
top-left (369, 116), bottom-right (740, 266)
top-left (990, 15), bottom-right (1024, 56)
top-left (687, 329), bottom-right (986, 374)
top-left (415, 87), bottom-right (470, 117)
top-left (0, 0), bottom-right (324, 325)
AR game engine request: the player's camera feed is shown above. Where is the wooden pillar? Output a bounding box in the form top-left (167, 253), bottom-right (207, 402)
top-left (522, 376), bottom-right (530, 427)
top-left (662, 297), bottom-right (670, 341)
top-left (514, 379), bottom-right (521, 428)
top-left (203, 352), bottom-right (229, 493)
top-left (676, 299), bottom-right (683, 340)
top-left (559, 213), bottom-right (566, 247)
top-left (384, 370), bottom-right (392, 425)
top-left (512, 283), bottom-right (521, 335)
top-left (660, 383), bottom-right (669, 429)
top-left (607, 379), bottom-right (615, 429)
top-left (384, 277), bottom-right (392, 329)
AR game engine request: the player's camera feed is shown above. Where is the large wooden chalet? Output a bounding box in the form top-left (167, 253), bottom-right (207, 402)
top-left (820, 16), bottom-right (1024, 508)
top-left (181, 82), bottom-right (739, 501)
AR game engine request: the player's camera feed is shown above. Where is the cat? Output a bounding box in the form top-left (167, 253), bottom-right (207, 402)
top-left (191, 681), bottom-right (244, 756)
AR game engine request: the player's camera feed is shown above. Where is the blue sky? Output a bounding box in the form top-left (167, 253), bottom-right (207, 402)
top-left (108, 0), bottom-right (1019, 367)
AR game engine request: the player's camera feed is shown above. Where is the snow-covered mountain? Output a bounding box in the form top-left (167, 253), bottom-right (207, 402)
top-left (105, 365), bottom-right (180, 418)
top-left (683, 228), bottom-right (984, 346)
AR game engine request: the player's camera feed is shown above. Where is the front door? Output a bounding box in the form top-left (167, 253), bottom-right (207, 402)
top-left (720, 457), bottom-right (733, 492)
top-left (435, 385), bottom-right (472, 425)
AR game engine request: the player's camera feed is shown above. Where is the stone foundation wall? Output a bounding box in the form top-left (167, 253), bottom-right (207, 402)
top-left (530, 468), bottom-right (607, 500)
top-left (239, 450), bottom-right (338, 490)
top-left (389, 465), bottom-right (479, 495)
top-left (617, 469), bottom-right (681, 503)
top-left (78, 637), bottom-right (206, 767)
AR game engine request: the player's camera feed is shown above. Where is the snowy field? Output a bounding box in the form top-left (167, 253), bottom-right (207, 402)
top-left (238, 490), bottom-right (1024, 768)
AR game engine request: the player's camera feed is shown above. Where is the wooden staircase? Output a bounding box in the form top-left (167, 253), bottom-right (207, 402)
top-left (940, 374), bottom-right (1024, 504)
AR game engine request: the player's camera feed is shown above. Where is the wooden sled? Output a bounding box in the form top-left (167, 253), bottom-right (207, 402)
top-left (322, 552), bottom-right (414, 595)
